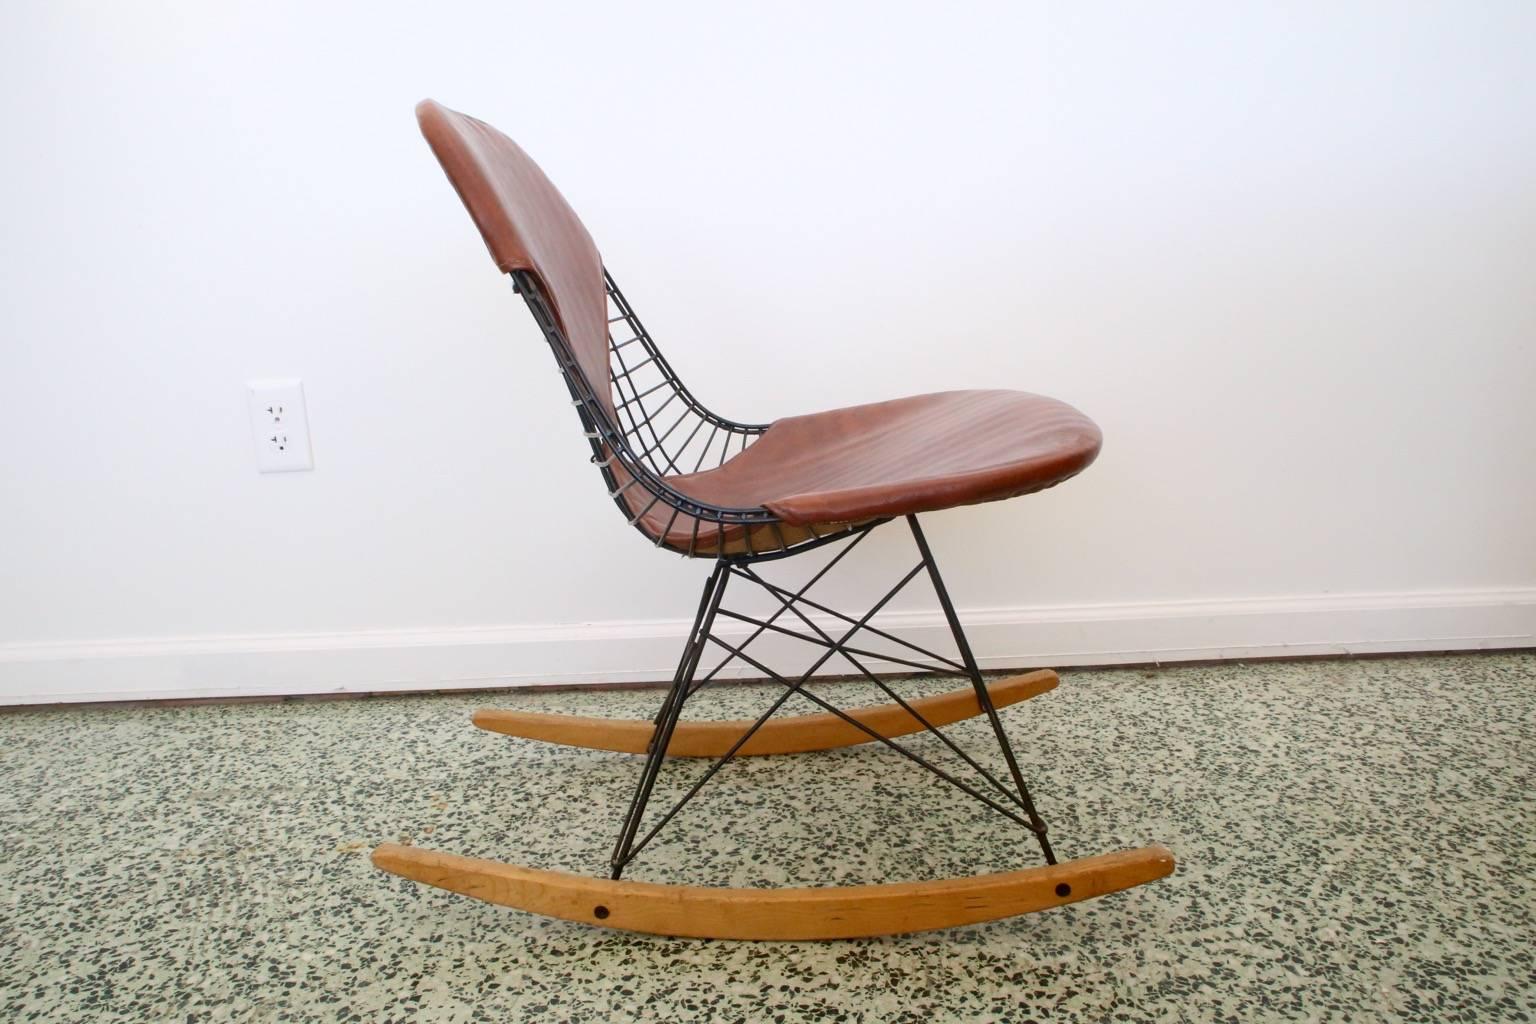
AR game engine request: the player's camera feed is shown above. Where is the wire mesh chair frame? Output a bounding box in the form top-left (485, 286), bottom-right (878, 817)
top-left (512, 268), bottom-right (866, 561)
top-left (510, 267), bottom-right (1061, 877)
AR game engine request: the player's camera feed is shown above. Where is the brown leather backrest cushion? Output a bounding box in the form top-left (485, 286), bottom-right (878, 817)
top-left (416, 99), bottom-right (612, 414)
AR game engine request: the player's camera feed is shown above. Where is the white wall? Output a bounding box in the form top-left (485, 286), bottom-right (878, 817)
top-left (3, 1), bottom-right (1534, 703)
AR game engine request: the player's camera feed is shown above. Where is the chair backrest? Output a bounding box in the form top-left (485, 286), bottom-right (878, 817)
top-left (416, 99), bottom-right (613, 417)
top-left (414, 99), bottom-right (849, 559)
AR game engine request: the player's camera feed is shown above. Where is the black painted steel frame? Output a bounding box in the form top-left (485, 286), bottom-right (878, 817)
top-left (607, 515), bottom-right (1057, 878)
top-left (512, 268), bottom-right (866, 558)
top-left (507, 267), bottom-right (1058, 880)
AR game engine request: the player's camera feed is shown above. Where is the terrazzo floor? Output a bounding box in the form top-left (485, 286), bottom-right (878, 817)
top-left (2, 652), bottom-right (1534, 1022)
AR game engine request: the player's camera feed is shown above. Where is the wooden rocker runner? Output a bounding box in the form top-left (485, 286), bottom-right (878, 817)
top-left (374, 99), bottom-right (1176, 940)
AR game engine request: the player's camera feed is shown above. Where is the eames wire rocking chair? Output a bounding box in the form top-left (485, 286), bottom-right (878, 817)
top-left (372, 99), bottom-right (1175, 940)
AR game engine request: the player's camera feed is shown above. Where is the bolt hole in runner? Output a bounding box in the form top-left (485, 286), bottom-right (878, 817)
top-left (371, 98), bottom-right (1176, 940)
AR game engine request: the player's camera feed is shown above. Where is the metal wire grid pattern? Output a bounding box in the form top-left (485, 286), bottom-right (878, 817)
top-left (511, 268), bottom-right (863, 558)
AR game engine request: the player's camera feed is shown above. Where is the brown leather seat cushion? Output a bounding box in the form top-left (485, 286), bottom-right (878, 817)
top-left (416, 100), bottom-right (613, 418)
top-left (664, 389), bottom-right (1101, 529)
top-left (416, 100), bottom-right (1102, 552)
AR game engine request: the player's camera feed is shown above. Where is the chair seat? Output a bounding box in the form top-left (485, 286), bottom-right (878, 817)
top-left (665, 389), bottom-right (1102, 528)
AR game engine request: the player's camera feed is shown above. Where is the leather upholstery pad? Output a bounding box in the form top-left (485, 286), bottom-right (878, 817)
top-left (415, 100), bottom-right (1103, 551)
top-left (666, 390), bottom-right (1102, 527)
top-left (416, 99), bottom-right (612, 416)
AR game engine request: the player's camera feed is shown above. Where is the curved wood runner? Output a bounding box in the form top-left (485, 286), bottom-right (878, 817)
top-left (372, 843), bottom-right (1174, 940)
top-left (472, 669), bottom-right (1058, 757)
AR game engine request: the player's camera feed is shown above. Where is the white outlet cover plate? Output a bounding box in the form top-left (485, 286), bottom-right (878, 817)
top-left (247, 379), bottom-right (314, 473)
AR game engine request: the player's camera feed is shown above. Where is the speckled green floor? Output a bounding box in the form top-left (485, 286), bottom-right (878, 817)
top-left (2, 652), bottom-right (1534, 1022)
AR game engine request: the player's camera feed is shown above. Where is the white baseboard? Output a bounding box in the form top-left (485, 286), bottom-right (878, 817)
top-left (2, 588), bottom-right (1532, 706)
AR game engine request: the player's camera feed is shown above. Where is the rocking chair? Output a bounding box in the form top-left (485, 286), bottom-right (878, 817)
top-left (373, 99), bottom-right (1174, 940)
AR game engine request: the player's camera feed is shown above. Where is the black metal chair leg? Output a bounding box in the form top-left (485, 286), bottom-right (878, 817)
top-left (907, 514), bottom-right (1058, 865)
top-left (609, 560), bottom-right (731, 877)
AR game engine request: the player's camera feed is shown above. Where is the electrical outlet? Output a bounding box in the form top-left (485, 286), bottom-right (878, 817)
top-left (247, 380), bottom-right (314, 473)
